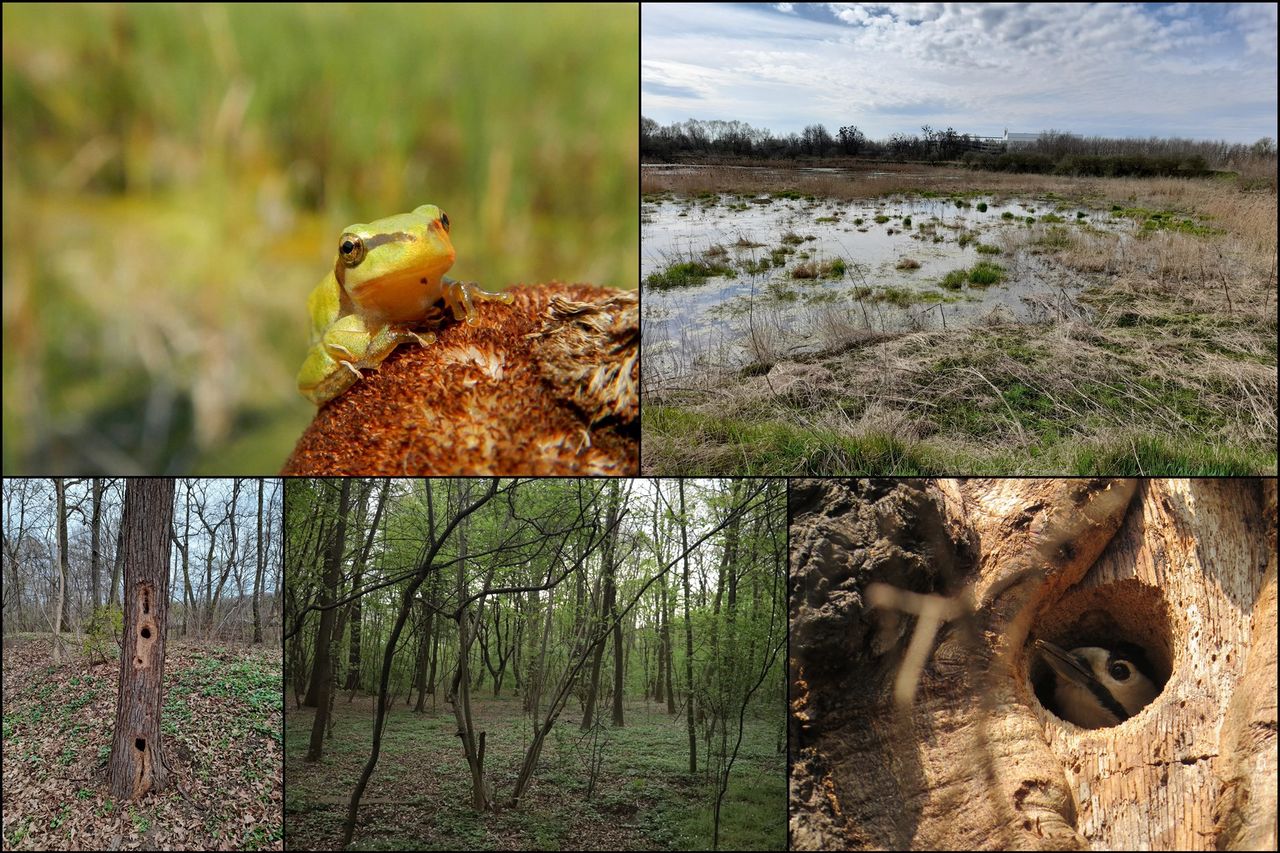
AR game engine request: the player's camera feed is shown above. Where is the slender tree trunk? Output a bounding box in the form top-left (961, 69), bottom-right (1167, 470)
top-left (306, 479), bottom-right (351, 758)
top-left (582, 481), bottom-right (622, 730)
top-left (680, 481), bottom-right (697, 775)
top-left (107, 479), bottom-right (176, 801)
top-left (414, 596), bottom-right (434, 712)
top-left (109, 519), bottom-right (124, 608)
top-left (56, 478), bottom-right (71, 633)
top-left (664, 574), bottom-right (676, 714)
top-left (90, 478), bottom-right (103, 610)
top-left (608, 482), bottom-right (625, 727)
top-left (346, 479), bottom-right (387, 692)
top-left (253, 478), bottom-right (264, 644)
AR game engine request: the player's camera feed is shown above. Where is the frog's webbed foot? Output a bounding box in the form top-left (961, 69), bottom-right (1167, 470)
top-left (442, 277), bottom-right (514, 324)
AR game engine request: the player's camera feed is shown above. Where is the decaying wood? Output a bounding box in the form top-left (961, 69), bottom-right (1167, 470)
top-left (789, 478), bottom-right (1277, 851)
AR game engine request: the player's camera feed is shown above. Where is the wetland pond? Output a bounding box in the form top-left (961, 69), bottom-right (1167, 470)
top-left (642, 192), bottom-right (1133, 381)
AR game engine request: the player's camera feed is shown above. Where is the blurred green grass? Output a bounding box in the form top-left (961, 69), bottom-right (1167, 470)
top-left (2, 3), bottom-right (638, 474)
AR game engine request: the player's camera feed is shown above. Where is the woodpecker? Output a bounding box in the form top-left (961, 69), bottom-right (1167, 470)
top-left (1033, 638), bottom-right (1160, 729)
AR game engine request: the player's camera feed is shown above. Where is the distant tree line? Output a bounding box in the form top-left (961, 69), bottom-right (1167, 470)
top-left (642, 116), bottom-right (1276, 179)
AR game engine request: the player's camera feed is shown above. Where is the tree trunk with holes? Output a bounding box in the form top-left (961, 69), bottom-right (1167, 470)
top-left (789, 478), bottom-right (1277, 852)
top-left (107, 478), bottom-right (176, 801)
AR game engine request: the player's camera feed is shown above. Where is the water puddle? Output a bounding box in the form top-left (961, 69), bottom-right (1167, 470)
top-left (642, 193), bottom-right (1128, 380)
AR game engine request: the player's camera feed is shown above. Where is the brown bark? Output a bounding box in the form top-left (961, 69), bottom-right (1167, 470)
top-left (789, 478), bottom-right (1277, 852)
top-left (107, 478), bottom-right (176, 801)
top-left (306, 479), bottom-right (350, 759)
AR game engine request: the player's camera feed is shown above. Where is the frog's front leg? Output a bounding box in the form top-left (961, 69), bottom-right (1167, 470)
top-left (442, 276), bottom-right (514, 324)
top-left (297, 314), bottom-right (436, 406)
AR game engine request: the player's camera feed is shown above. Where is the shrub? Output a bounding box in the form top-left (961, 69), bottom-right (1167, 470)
top-left (83, 605), bottom-right (124, 665)
top-left (896, 257), bottom-right (922, 270)
top-left (975, 243), bottom-right (1002, 255)
top-left (941, 269), bottom-right (968, 290)
top-left (874, 214), bottom-right (891, 224)
top-left (1001, 211), bottom-right (1015, 220)
top-left (976, 202), bottom-right (988, 212)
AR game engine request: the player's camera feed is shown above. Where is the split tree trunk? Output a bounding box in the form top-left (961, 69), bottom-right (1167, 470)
top-left (789, 478), bottom-right (1277, 851)
top-left (107, 478), bottom-right (176, 801)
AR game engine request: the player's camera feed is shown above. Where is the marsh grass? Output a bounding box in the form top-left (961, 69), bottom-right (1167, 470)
top-left (643, 163), bottom-right (1277, 475)
top-left (5, 4), bottom-right (638, 474)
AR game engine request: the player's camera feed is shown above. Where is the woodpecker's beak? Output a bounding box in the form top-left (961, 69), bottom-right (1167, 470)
top-left (1034, 639), bottom-right (1098, 690)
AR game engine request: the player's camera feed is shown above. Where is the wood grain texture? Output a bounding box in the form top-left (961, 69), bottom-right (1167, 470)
top-left (790, 478), bottom-right (1277, 851)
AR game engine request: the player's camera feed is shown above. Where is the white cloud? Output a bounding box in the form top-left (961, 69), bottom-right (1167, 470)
top-left (640, 2), bottom-right (1277, 141)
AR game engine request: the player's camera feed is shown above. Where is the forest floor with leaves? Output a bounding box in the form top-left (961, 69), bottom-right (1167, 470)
top-left (1, 634), bottom-right (283, 851)
top-left (284, 693), bottom-right (785, 851)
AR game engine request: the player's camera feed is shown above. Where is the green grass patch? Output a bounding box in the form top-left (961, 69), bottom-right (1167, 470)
top-left (941, 269), bottom-right (968, 290)
top-left (645, 259), bottom-right (737, 291)
top-left (967, 261), bottom-right (1006, 286)
top-left (976, 202), bottom-right (988, 212)
top-left (974, 243), bottom-right (1002, 255)
top-left (1001, 211), bottom-right (1015, 220)
top-left (873, 214), bottom-right (890, 224)
top-left (644, 405), bottom-right (942, 475)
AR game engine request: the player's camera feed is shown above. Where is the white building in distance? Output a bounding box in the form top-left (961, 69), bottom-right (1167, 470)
top-left (1004, 130), bottom-right (1046, 147)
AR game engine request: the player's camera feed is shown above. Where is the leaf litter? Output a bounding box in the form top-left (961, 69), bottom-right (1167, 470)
top-left (2, 636), bottom-right (282, 851)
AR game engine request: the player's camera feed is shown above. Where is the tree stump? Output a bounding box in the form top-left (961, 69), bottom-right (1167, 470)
top-left (789, 478), bottom-right (1277, 851)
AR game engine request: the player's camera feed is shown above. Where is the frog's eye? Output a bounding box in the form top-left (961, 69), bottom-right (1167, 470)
top-left (439, 212), bottom-right (450, 233)
top-left (338, 233), bottom-right (366, 267)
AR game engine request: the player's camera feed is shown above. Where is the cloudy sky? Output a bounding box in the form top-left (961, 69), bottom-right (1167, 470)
top-left (642, 2), bottom-right (1278, 142)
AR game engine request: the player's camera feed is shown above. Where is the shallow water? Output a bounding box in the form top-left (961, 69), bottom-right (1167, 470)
top-left (642, 193), bottom-right (1124, 381)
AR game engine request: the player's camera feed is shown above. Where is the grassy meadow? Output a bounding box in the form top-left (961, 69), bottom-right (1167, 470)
top-left (285, 696), bottom-right (785, 851)
top-left (641, 163), bottom-right (1277, 475)
top-left (2, 3), bottom-right (638, 474)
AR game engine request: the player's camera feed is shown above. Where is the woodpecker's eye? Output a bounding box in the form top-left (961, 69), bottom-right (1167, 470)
top-left (440, 212), bottom-right (450, 233)
top-left (1109, 661), bottom-right (1131, 681)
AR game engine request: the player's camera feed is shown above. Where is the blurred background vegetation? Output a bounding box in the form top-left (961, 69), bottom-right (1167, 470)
top-left (2, 3), bottom-right (638, 474)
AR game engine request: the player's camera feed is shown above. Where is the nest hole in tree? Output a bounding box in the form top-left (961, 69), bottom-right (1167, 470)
top-left (140, 627), bottom-right (150, 639)
top-left (1027, 577), bottom-right (1172, 727)
top-left (135, 738), bottom-right (145, 752)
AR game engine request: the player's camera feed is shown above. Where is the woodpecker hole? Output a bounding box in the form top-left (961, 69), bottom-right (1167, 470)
top-left (134, 657), bottom-right (143, 668)
top-left (1028, 577), bottom-right (1172, 728)
top-left (140, 627), bottom-right (151, 639)
top-left (135, 738), bottom-right (145, 752)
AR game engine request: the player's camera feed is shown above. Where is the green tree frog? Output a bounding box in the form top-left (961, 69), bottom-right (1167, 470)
top-left (296, 203), bottom-right (513, 405)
